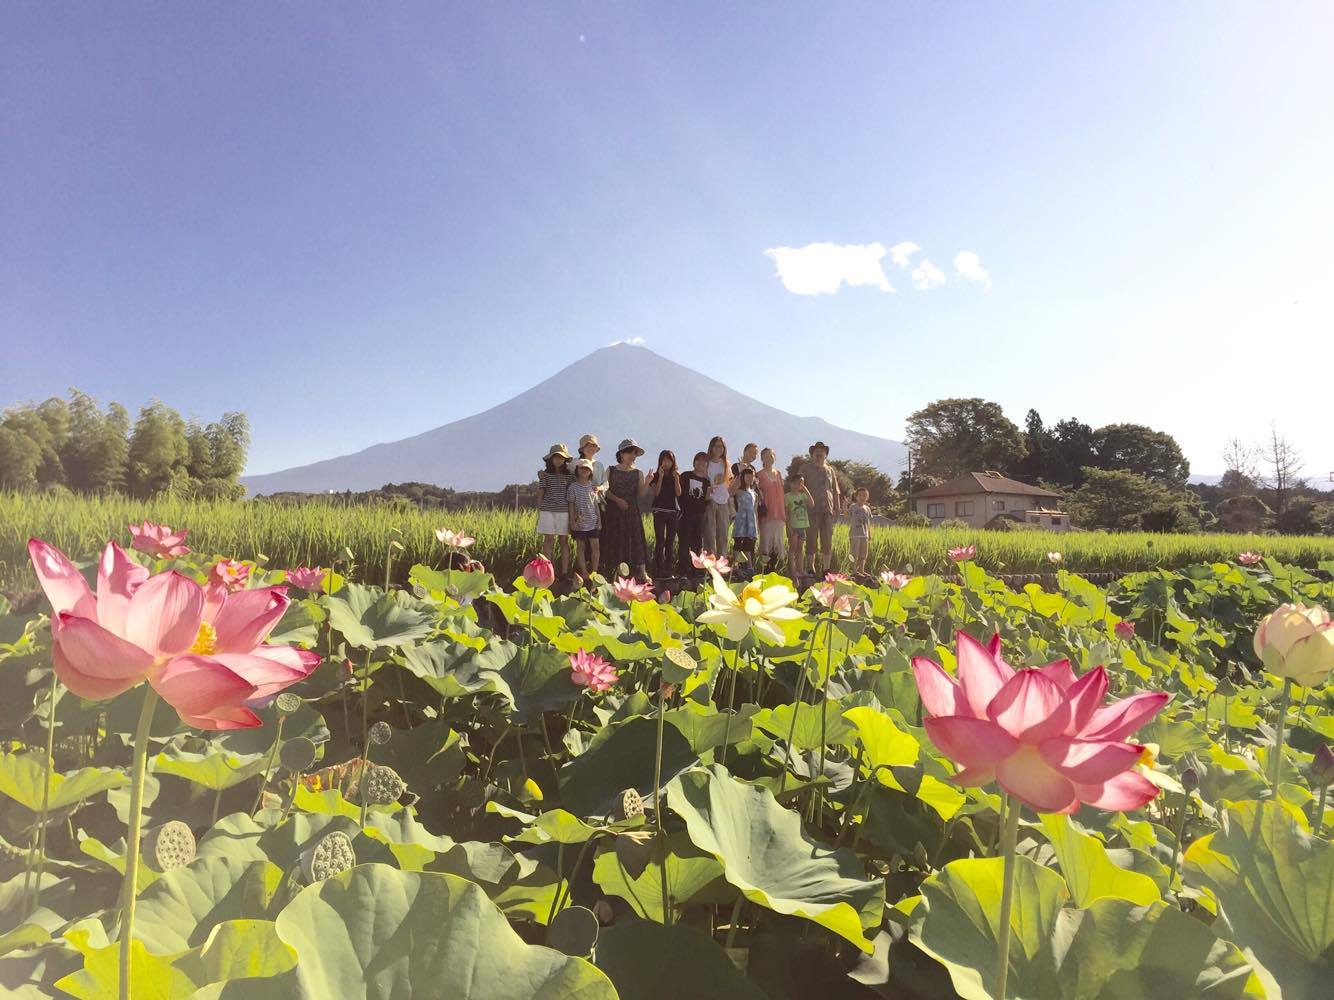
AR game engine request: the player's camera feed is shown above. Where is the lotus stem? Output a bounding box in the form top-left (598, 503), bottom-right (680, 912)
top-left (818, 613), bottom-right (835, 794)
top-left (359, 649), bottom-right (372, 830)
top-left (653, 672), bottom-right (671, 925)
top-left (993, 795), bottom-right (1021, 1000)
top-left (119, 687), bottom-right (159, 1000)
top-left (28, 668), bottom-right (59, 919)
top-left (1315, 784), bottom-right (1327, 838)
top-left (777, 616), bottom-right (826, 795)
top-left (546, 841), bottom-right (566, 924)
top-left (718, 642), bottom-right (740, 769)
top-left (723, 894), bottom-right (745, 949)
top-left (1270, 678), bottom-right (1292, 792)
top-left (252, 715), bottom-right (287, 815)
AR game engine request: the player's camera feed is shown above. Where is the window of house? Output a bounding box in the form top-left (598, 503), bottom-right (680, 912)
top-left (955, 500), bottom-right (974, 516)
top-left (992, 499), bottom-right (1006, 511)
top-left (926, 503), bottom-right (946, 519)
top-left (1051, 516), bottom-right (1063, 526)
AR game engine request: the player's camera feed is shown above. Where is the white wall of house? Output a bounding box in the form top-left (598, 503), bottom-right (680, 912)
top-left (916, 493), bottom-right (1066, 530)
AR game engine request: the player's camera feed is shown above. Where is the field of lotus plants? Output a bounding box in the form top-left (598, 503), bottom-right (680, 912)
top-left (1, 521), bottom-right (1332, 999)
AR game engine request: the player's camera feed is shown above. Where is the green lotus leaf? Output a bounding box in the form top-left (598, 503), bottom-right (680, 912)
top-left (666, 764), bottom-right (883, 952)
top-left (154, 745), bottom-right (268, 791)
top-left (910, 855), bottom-right (1263, 999)
top-left (0, 753), bottom-right (128, 812)
top-left (409, 563), bottom-right (494, 602)
top-left (591, 832), bottom-right (732, 923)
top-left (753, 701), bottom-right (856, 751)
top-left (664, 704), bottom-right (753, 754)
top-left (266, 597), bottom-right (322, 646)
top-left (399, 638), bottom-right (515, 701)
top-left (594, 921), bottom-right (766, 1000)
top-left (132, 856), bottom-right (286, 954)
top-left (1185, 799), bottom-right (1334, 1000)
top-left (272, 864), bottom-right (615, 998)
top-left (328, 583), bottom-right (437, 650)
top-left (1040, 814), bottom-right (1161, 907)
top-left (559, 716), bottom-right (697, 817)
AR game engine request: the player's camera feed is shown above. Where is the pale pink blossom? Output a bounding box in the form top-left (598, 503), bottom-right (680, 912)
top-left (880, 570), bottom-right (911, 589)
top-left (285, 566), bottom-right (328, 592)
top-left (128, 521), bottom-right (190, 559)
top-left (209, 559), bottom-right (250, 592)
top-left (810, 582), bottom-right (856, 617)
top-left (523, 555), bottom-right (556, 589)
top-left (435, 528), bottom-right (475, 549)
top-left (824, 572), bottom-right (850, 583)
top-left (1047, 551), bottom-right (1062, 564)
top-left (27, 538), bottom-right (319, 730)
top-left (1114, 620), bottom-right (1136, 642)
top-left (912, 631), bottom-right (1169, 813)
top-left (613, 576), bottom-right (655, 603)
top-left (947, 545), bottom-right (977, 563)
top-left (1237, 551), bottom-right (1263, 566)
top-left (691, 551), bottom-right (731, 575)
top-left (569, 649), bottom-right (618, 693)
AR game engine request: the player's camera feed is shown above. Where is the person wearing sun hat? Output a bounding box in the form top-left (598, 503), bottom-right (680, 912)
top-left (577, 433), bottom-right (607, 490)
top-left (799, 441), bottom-right (842, 575)
top-left (602, 437), bottom-right (651, 579)
top-left (537, 443), bottom-right (575, 578)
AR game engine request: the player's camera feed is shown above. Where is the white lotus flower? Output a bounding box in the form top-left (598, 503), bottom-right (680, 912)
top-left (697, 569), bottom-right (803, 643)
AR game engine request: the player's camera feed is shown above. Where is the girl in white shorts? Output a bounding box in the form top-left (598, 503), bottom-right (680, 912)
top-left (537, 443), bottom-right (574, 579)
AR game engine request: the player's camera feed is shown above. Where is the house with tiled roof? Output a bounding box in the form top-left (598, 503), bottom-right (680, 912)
top-left (910, 471), bottom-right (1070, 531)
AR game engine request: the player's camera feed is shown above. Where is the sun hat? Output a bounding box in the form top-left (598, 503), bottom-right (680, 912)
top-left (616, 438), bottom-right (645, 457)
top-left (578, 434), bottom-right (600, 451)
top-left (573, 458), bottom-right (595, 473)
top-left (544, 443), bottom-right (573, 461)
top-left (809, 441), bottom-right (831, 455)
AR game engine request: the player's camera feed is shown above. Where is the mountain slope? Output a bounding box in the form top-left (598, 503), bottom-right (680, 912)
top-left (241, 344), bottom-right (908, 494)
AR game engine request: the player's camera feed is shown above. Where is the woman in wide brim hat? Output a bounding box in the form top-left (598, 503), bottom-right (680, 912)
top-left (603, 437), bottom-right (651, 579)
top-left (545, 443), bottom-right (574, 462)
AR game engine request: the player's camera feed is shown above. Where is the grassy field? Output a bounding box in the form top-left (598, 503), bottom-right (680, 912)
top-left (3, 490), bottom-right (1333, 590)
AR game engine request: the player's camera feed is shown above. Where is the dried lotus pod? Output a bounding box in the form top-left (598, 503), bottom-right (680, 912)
top-left (274, 693), bottom-right (302, 715)
top-left (616, 788), bottom-right (644, 821)
top-left (368, 721), bottom-right (392, 746)
top-left (664, 647), bottom-right (695, 672)
top-left (299, 831), bottom-right (356, 884)
top-left (144, 820), bottom-right (196, 872)
top-left (361, 764), bottom-right (405, 806)
top-left (279, 737), bottom-right (317, 773)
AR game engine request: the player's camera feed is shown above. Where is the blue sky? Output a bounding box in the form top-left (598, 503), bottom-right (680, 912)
top-left (3, 2), bottom-right (1332, 482)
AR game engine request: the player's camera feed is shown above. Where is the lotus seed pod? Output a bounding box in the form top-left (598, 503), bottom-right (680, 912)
top-left (664, 647), bottom-right (695, 672)
top-left (1313, 744), bottom-right (1334, 787)
top-left (300, 831), bottom-right (356, 884)
top-left (617, 788), bottom-right (644, 821)
top-left (547, 905), bottom-right (599, 956)
top-left (362, 764), bottom-right (406, 805)
top-left (279, 737), bottom-right (317, 773)
top-left (144, 820), bottom-right (196, 872)
top-left (274, 693), bottom-right (302, 715)
top-left (592, 899), bottom-right (615, 925)
top-left (368, 721), bottom-right (392, 746)
top-left (1181, 767), bottom-right (1200, 793)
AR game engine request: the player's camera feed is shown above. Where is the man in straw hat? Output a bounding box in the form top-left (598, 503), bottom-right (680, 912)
top-left (799, 441), bottom-right (843, 575)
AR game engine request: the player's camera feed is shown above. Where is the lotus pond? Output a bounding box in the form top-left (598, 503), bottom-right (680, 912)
top-left (1, 534), bottom-right (1332, 999)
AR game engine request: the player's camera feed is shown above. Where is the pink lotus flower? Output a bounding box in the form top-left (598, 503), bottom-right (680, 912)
top-left (691, 551), bottom-right (731, 575)
top-left (569, 649), bottom-right (618, 692)
top-left (28, 538), bottom-right (319, 730)
top-left (128, 521), bottom-right (190, 559)
top-left (912, 631), bottom-right (1169, 813)
top-left (210, 559), bottom-right (250, 592)
top-left (880, 570), bottom-right (911, 589)
top-left (1114, 620), bottom-right (1136, 642)
top-left (948, 545), bottom-right (977, 563)
top-left (286, 566), bottom-right (328, 592)
top-left (613, 576), bottom-right (655, 602)
top-left (435, 528), bottom-right (475, 549)
top-left (1237, 551), bottom-right (1263, 566)
top-left (824, 572), bottom-right (850, 583)
top-left (523, 555), bottom-right (556, 589)
top-left (810, 582), bottom-right (856, 617)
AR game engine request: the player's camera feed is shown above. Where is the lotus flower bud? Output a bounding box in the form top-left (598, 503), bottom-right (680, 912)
top-left (274, 693), bottom-right (302, 716)
top-left (144, 820), bottom-right (196, 872)
top-left (279, 737), bottom-right (317, 773)
top-left (616, 788), bottom-right (645, 821)
top-left (1114, 620), bottom-right (1136, 642)
top-left (1181, 767), bottom-right (1200, 792)
top-left (1254, 603), bottom-right (1334, 688)
top-left (1313, 744), bottom-right (1334, 787)
top-left (300, 831), bottom-right (356, 883)
top-left (523, 555), bottom-right (556, 589)
top-left (368, 721), bottom-right (392, 746)
top-left (361, 764), bottom-right (406, 805)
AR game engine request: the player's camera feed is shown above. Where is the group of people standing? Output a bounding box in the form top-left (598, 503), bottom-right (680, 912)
top-left (535, 434), bottom-right (873, 585)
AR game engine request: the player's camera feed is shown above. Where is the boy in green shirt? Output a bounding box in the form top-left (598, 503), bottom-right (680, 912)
top-left (784, 474), bottom-right (814, 577)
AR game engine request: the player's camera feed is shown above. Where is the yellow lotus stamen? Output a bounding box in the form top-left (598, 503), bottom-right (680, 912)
top-left (739, 582), bottom-right (765, 606)
top-left (189, 621), bottom-right (217, 656)
top-left (1137, 744), bottom-right (1157, 769)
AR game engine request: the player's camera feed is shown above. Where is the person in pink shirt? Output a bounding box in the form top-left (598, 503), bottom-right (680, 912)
top-left (755, 447), bottom-right (787, 573)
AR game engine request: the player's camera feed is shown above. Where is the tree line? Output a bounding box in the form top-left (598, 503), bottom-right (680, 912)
top-left (0, 390), bottom-right (250, 499)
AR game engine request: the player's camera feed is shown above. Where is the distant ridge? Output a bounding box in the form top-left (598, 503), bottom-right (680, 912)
top-left (241, 344), bottom-right (909, 494)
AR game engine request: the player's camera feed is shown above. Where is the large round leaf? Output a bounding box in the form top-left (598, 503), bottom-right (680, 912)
top-left (594, 921), bottom-right (766, 1000)
top-left (272, 863), bottom-right (614, 998)
top-left (328, 583), bottom-right (436, 650)
top-left (666, 765), bottom-right (883, 952)
top-left (132, 856), bottom-right (286, 954)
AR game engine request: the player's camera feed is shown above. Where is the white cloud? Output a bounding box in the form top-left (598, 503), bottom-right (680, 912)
top-left (953, 250), bottom-right (992, 291)
top-left (911, 259), bottom-right (945, 291)
top-left (609, 336), bottom-right (646, 347)
top-left (889, 241), bottom-right (920, 268)
top-left (763, 242), bottom-right (894, 295)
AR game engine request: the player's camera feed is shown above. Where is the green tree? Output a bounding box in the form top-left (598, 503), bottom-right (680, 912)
top-left (1066, 467), bottom-right (1197, 532)
top-left (127, 401), bottom-right (189, 497)
top-left (904, 398), bottom-right (1026, 480)
top-left (830, 459), bottom-right (901, 514)
top-left (186, 420), bottom-right (213, 480)
top-left (1016, 411), bottom-right (1098, 487)
top-left (0, 426), bottom-right (41, 489)
top-left (1092, 423), bottom-right (1189, 486)
top-left (206, 412), bottom-right (250, 480)
top-left (61, 390), bottom-right (128, 492)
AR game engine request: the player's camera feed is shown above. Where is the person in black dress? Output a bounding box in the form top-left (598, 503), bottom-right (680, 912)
top-left (677, 451), bottom-right (711, 576)
top-left (645, 450), bottom-right (682, 576)
top-left (603, 438), bottom-right (650, 579)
